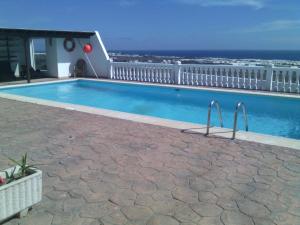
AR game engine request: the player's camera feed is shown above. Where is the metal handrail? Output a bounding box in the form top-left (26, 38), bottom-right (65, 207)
top-left (205, 100), bottom-right (224, 136)
top-left (232, 102), bottom-right (249, 139)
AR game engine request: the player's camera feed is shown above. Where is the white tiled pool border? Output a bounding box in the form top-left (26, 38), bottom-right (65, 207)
top-left (0, 78), bottom-right (299, 150)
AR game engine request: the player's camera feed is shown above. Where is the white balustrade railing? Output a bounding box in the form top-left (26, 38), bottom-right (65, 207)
top-left (110, 61), bottom-right (300, 94)
top-left (180, 64), bottom-right (268, 91)
top-left (111, 62), bottom-right (176, 84)
top-left (272, 67), bottom-right (300, 93)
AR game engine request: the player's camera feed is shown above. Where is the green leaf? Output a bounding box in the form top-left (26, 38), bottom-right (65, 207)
top-left (8, 157), bottom-right (22, 166)
top-left (5, 153), bottom-right (38, 180)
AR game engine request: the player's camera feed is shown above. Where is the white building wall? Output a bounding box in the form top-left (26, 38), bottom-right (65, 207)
top-left (45, 31), bottom-right (110, 79)
top-left (56, 38), bottom-right (77, 78)
top-left (84, 31), bottom-right (110, 78)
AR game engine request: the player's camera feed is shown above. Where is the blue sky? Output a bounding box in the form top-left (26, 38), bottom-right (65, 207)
top-left (0, 0), bottom-right (299, 50)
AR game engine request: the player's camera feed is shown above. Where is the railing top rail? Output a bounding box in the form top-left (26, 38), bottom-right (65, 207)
top-left (180, 63), bottom-right (266, 68)
top-left (111, 61), bottom-right (273, 69)
top-left (111, 61), bottom-right (174, 66)
top-left (272, 67), bottom-right (300, 72)
top-left (111, 61), bottom-right (300, 72)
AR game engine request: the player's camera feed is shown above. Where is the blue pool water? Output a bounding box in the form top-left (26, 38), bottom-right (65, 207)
top-left (1, 80), bottom-right (300, 139)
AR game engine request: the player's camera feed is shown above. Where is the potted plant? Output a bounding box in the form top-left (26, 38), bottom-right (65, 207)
top-left (0, 153), bottom-right (42, 222)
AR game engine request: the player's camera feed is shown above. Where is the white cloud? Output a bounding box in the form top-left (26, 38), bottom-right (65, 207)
top-left (115, 0), bottom-right (268, 9)
top-left (174, 0), bottom-right (266, 9)
top-left (240, 20), bottom-right (300, 32)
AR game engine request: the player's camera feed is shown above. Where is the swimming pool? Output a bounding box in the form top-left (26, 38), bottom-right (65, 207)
top-left (1, 79), bottom-right (300, 140)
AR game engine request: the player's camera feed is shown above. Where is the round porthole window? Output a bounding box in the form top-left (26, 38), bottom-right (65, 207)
top-left (63, 38), bottom-right (76, 52)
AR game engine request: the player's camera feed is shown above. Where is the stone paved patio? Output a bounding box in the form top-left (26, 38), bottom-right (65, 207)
top-left (0, 97), bottom-right (300, 225)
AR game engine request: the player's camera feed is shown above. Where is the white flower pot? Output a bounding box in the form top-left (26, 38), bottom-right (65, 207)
top-left (0, 166), bottom-right (42, 222)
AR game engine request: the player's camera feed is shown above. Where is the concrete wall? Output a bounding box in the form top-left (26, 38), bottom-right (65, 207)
top-left (45, 31), bottom-right (110, 79)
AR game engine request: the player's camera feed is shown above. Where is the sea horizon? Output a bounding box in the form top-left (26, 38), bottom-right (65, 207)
top-left (109, 50), bottom-right (300, 61)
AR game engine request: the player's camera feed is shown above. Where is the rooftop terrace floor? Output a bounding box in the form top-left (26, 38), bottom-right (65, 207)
top-left (0, 78), bottom-right (58, 86)
top-left (0, 97), bottom-right (300, 225)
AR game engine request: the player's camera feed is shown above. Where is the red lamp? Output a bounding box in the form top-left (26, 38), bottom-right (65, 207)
top-left (83, 43), bottom-right (93, 53)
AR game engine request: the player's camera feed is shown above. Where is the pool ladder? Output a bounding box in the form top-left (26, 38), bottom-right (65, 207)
top-left (205, 100), bottom-right (224, 136)
top-left (205, 100), bottom-right (248, 139)
top-left (232, 102), bottom-right (249, 139)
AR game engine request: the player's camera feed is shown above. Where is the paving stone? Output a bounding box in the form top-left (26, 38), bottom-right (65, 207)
top-left (51, 212), bottom-right (75, 225)
top-left (148, 172), bottom-right (176, 190)
top-left (189, 177), bottom-right (215, 192)
top-left (216, 199), bottom-right (239, 211)
top-left (279, 188), bottom-right (300, 206)
top-left (248, 189), bottom-right (277, 205)
top-left (213, 187), bottom-right (243, 201)
top-left (199, 216), bottom-right (223, 225)
top-left (146, 215), bottom-right (179, 225)
top-left (237, 199), bottom-right (270, 218)
top-left (135, 194), bottom-right (155, 207)
top-left (230, 183), bottom-right (256, 196)
top-left (71, 188), bottom-right (109, 203)
top-left (80, 202), bottom-right (119, 219)
top-left (288, 205), bottom-right (300, 217)
top-left (271, 212), bottom-right (300, 225)
top-left (15, 212), bottom-right (53, 225)
top-left (190, 202), bottom-right (223, 217)
top-left (277, 167), bottom-right (300, 181)
top-left (171, 187), bottom-right (198, 203)
top-left (180, 223), bottom-right (197, 225)
top-left (108, 189), bottom-right (136, 206)
top-left (63, 198), bottom-right (86, 213)
top-left (132, 180), bottom-right (157, 194)
top-left (72, 218), bottom-right (101, 225)
top-left (149, 200), bottom-right (178, 215)
top-left (46, 190), bottom-right (69, 201)
top-left (39, 197), bottom-right (64, 215)
top-left (100, 210), bottom-right (128, 225)
top-left (151, 190), bottom-right (173, 201)
top-left (173, 205), bottom-right (202, 223)
top-left (258, 168), bottom-right (276, 176)
top-left (121, 206), bottom-right (153, 222)
top-left (252, 218), bottom-right (276, 225)
top-left (2, 219), bottom-right (20, 225)
top-left (221, 210), bottom-right (254, 225)
top-left (284, 161), bottom-right (300, 173)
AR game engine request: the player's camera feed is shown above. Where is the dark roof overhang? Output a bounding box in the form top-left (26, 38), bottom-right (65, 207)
top-left (0, 28), bottom-right (95, 38)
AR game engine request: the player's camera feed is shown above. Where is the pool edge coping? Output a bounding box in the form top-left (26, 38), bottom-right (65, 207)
top-left (0, 88), bottom-right (299, 150)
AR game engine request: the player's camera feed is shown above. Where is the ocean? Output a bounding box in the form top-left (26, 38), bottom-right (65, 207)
top-left (109, 50), bottom-right (300, 61)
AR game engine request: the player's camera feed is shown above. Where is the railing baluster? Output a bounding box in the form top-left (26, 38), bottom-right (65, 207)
top-left (297, 71), bottom-right (300, 93)
top-left (275, 71), bottom-right (279, 92)
top-left (288, 71), bottom-right (292, 93)
top-left (151, 66), bottom-right (154, 83)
